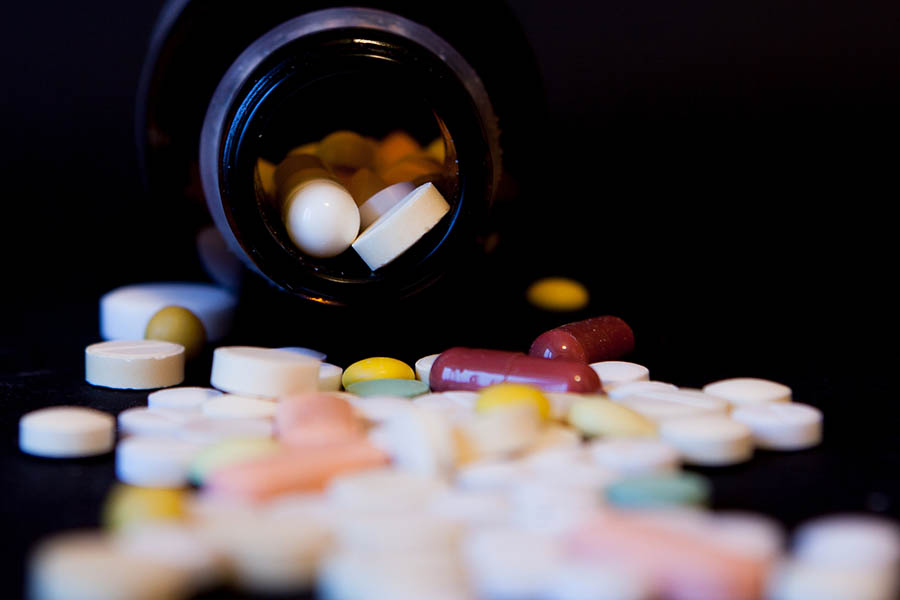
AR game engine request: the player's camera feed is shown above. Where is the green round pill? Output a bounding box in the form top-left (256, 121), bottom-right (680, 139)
top-left (345, 378), bottom-right (430, 398)
top-left (606, 472), bottom-right (711, 509)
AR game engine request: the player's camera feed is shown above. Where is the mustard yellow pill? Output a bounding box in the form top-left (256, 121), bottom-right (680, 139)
top-left (256, 158), bottom-right (276, 199)
top-left (476, 383), bottom-right (551, 421)
top-left (102, 483), bottom-right (185, 531)
top-left (318, 130), bottom-right (375, 170)
top-left (526, 277), bottom-right (590, 312)
top-left (145, 305), bottom-right (207, 359)
top-left (379, 155), bottom-right (442, 186)
top-left (341, 357), bottom-right (415, 388)
top-left (288, 142), bottom-right (319, 156)
top-left (348, 167), bottom-right (387, 206)
top-left (274, 153), bottom-right (325, 192)
top-left (424, 137), bottom-right (446, 163)
top-left (374, 131), bottom-right (422, 172)
top-left (568, 397), bottom-right (657, 438)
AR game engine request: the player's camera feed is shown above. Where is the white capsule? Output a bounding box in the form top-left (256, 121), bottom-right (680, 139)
top-left (283, 178), bottom-right (360, 258)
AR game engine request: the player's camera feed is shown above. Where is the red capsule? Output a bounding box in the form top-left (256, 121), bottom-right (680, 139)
top-left (430, 347), bottom-right (601, 393)
top-left (529, 315), bottom-right (635, 364)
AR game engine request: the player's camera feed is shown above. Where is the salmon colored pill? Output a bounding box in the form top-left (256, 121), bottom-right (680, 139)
top-left (374, 131), bottom-right (422, 172)
top-left (276, 393), bottom-right (357, 434)
top-left (476, 384), bottom-right (551, 421)
top-left (206, 441), bottom-right (389, 501)
top-left (430, 348), bottom-right (601, 394)
top-left (530, 315), bottom-right (635, 364)
top-left (280, 419), bottom-right (365, 448)
top-left (342, 357), bottom-right (415, 389)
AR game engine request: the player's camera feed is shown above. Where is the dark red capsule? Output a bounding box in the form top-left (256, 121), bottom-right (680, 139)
top-left (529, 315), bottom-right (635, 363)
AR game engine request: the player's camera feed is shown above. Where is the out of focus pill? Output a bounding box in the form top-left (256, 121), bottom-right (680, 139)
top-left (348, 167), bottom-right (387, 206)
top-left (374, 130), bottom-right (422, 172)
top-left (358, 181), bottom-right (414, 229)
top-left (379, 155), bottom-right (441, 186)
top-left (318, 362), bottom-right (343, 391)
top-left (145, 305), bottom-right (207, 359)
top-left (283, 179), bottom-right (360, 258)
top-left (327, 468), bottom-right (446, 513)
top-left (459, 404), bottom-right (541, 458)
top-left (379, 407), bottom-right (457, 477)
top-left (318, 130), bottom-right (375, 170)
top-left (19, 407), bottom-right (114, 458)
top-left (568, 397), bottom-right (657, 438)
top-left (348, 395), bottom-right (414, 423)
top-left (351, 182), bottom-right (450, 270)
top-left (116, 436), bottom-right (202, 488)
top-left (100, 282), bottom-right (236, 342)
top-left (255, 158), bottom-right (276, 198)
top-left (659, 415), bottom-right (754, 466)
top-left (148, 387), bottom-right (222, 411)
top-left (463, 528), bottom-right (564, 600)
top-left (178, 418), bottom-right (274, 445)
top-left (616, 388), bottom-right (729, 422)
top-left (189, 438), bottom-right (282, 485)
top-left (277, 346), bottom-right (328, 361)
top-left (590, 361), bottom-right (650, 389)
top-left (606, 472), bottom-right (711, 508)
top-left (85, 340), bottom-right (184, 389)
top-left (273, 153), bottom-right (325, 193)
top-left (793, 514), bottom-right (900, 569)
top-left (607, 381), bottom-right (678, 400)
top-left (118, 407), bottom-right (199, 437)
top-left (767, 560), bottom-right (898, 600)
top-left (288, 142), bottom-right (319, 156)
top-left (345, 378), bottom-right (428, 398)
top-left (456, 459), bottom-right (533, 491)
top-left (590, 438), bottom-right (681, 475)
top-left (101, 483), bottom-right (185, 531)
top-left (530, 315), bottom-right (635, 363)
top-left (544, 561), bottom-right (653, 600)
top-left (526, 277), bottom-right (589, 312)
top-left (210, 346), bottom-right (320, 398)
top-left (415, 353), bottom-right (441, 386)
top-left (730, 402), bottom-right (822, 450)
top-left (703, 377), bottom-right (792, 406)
top-left (424, 137), bottom-right (446, 163)
top-left (202, 395), bottom-right (277, 420)
top-left (476, 383), bottom-right (551, 420)
top-left (196, 226), bottom-right (243, 291)
top-left (342, 356), bottom-right (415, 388)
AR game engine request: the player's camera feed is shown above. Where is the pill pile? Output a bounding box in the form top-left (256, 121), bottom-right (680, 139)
top-left (21, 295), bottom-right (900, 600)
top-left (256, 129), bottom-right (451, 270)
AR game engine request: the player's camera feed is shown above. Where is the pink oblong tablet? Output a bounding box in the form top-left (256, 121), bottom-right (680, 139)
top-left (529, 315), bottom-right (635, 363)
top-left (276, 393), bottom-right (357, 433)
top-left (430, 347), bottom-right (601, 393)
top-left (280, 419), bottom-right (365, 448)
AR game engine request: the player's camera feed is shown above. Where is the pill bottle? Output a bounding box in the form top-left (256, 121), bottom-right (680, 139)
top-left (137, 1), bottom-right (544, 356)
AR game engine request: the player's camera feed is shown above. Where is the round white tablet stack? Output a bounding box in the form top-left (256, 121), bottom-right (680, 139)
top-left (100, 282), bottom-right (236, 342)
top-left (210, 346), bottom-right (320, 397)
top-left (351, 182), bottom-right (450, 270)
top-left (358, 181), bottom-right (414, 229)
top-left (590, 361), bottom-right (650, 389)
top-left (703, 377), bottom-right (792, 406)
top-left (20, 407), bottom-right (115, 458)
top-left (85, 340), bottom-right (185, 389)
top-left (731, 403), bottom-right (823, 450)
top-left (148, 387), bottom-right (222, 411)
top-left (283, 179), bottom-right (360, 258)
top-left (116, 436), bottom-right (202, 488)
top-left (659, 415), bottom-right (754, 466)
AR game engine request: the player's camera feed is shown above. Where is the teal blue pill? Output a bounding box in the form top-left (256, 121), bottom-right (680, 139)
top-left (345, 378), bottom-right (430, 398)
top-left (606, 472), bottom-right (711, 509)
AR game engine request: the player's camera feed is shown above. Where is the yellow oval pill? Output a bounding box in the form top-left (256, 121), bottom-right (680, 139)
top-left (476, 383), bottom-right (551, 421)
top-left (568, 397), bottom-right (656, 438)
top-left (526, 277), bottom-right (590, 312)
top-left (255, 158), bottom-right (276, 199)
top-left (342, 357), bottom-right (415, 388)
top-left (102, 484), bottom-right (185, 531)
top-left (424, 137), bottom-right (446, 164)
top-left (145, 305), bottom-right (206, 359)
top-left (318, 130), bottom-right (375, 170)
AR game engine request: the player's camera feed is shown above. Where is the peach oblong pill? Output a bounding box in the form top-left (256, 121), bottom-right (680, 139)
top-left (275, 393), bottom-right (357, 432)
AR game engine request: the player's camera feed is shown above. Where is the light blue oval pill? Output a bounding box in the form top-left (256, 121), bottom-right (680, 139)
top-left (606, 472), bottom-right (711, 509)
top-left (345, 378), bottom-right (430, 398)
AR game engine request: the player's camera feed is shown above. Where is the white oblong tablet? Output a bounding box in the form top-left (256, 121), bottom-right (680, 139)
top-left (793, 514), bottom-right (900, 569)
top-left (589, 438), bottom-right (681, 475)
top-left (202, 395), bottom-right (277, 420)
top-left (19, 407), bottom-right (114, 458)
top-left (118, 407), bottom-right (201, 437)
top-left (210, 346), bottom-right (320, 398)
top-left (659, 415), bottom-right (753, 466)
top-left (116, 436), bottom-right (202, 488)
top-left (319, 362), bottom-right (343, 392)
top-left (703, 377), bottom-right (791, 407)
top-left (351, 182), bottom-right (451, 270)
top-left (616, 388), bottom-right (730, 422)
top-left (358, 181), bottom-right (415, 229)
top-left (731, 402), bottom-right (822, 450)
top-left (177, 418), bottom-right (274, 445)
top-left (415, 353), bottom-right (441, 387)
top-left (607, 380), bottom-right (678, 400)
top-left (148, 387), bottom-right (222, 411)
top-left (327, 468), bottom-right (446, 514)
top-left (85, 340), bottom-right (184, 390)
top-left (278, 346), bottom-right (328, 361)
top-left (589, 361), bottom-right (650, 389)
top-left (100, 282), bottom-right (236, 342)
top-left (283, 178), bottom-right (360, 258)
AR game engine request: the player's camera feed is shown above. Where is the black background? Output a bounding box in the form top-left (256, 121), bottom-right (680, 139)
top-left (2, 0), bottom-right (899, 596)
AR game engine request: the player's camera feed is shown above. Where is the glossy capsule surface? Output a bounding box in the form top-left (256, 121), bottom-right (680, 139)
top-left (529, 315), bottom-right (635, 364)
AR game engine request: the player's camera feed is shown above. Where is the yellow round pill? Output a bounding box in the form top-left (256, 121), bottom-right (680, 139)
top-left (476, 383), bottom-right (551, 421)
top-left (318, 130), bottom-right (375, 170)
top-left (102, 484), bottom-right (185, 531)
top-left (424, 137), bottom-right (446, 164)
top-left (144, 305), bottom-right (206, 359)
top-left (342, 357), bottom-right (415, 388)
top-left (526, 277), bottom-right (590, 312)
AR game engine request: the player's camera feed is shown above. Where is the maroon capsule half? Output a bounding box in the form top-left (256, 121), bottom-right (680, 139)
top-left (430, 347), bottom-right (601, 393)
top-left (529, 315), bottom-right (635, 364)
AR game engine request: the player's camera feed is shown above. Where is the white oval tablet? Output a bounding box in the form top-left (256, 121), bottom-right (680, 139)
top-left (19, 407), bottom-right (114, 458)
top-left (358, 181), bottom-right (415, 229)
top-left (210, 346), bottom-right (320, 398)
top-left (319, 362), bottom-right (343, 392)
top-left (202, 395), bottom-right (277, 420)
top-left (177, 418), bottom-right (274, 445)
top-left (659, 415), bottom-right (753, 466)
top-left (589, 361), bottom-right (650, 389)
top-left (607, 380), bottom-right (678, 400)
top-left (283, 178), bottom-right (360, 258)
top-left (703, 377), bottom-right (792, 406)
top-left (118, 407), bottom-right (200, 437)
top-left (589, 438), bottom-right (681, 475)
top-left (100, 282), bottom-right (236, 342)
top-left (116, 436), bottom-right (202, 488)
top-left (148, 387), bottom-right (222, 411)
top-left (85, 340), bottom-right (184, 390)
top-left (415, 353), bottom-right (441, 387)
top-left (351, 182), bottom-right (451, 270)
top-left (616, 388), bottom-right (729, 422)
top-left (731, 402), bottom-right (823, 450)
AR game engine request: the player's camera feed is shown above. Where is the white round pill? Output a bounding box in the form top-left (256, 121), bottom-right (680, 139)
top-left (319, 362), bottom-right (343, 391)
top-left (148, 387), bottom-right (222, 411)
top-left (358, 181), bottom-right (415, 229)
top-left (429, 489), bottom-right (510, 527)
top-left (117, 407), bottom-right (200, 437)
top-left (116, 436), bottom-right (202, 488)
top-left (335, 513), bottom-right (460, 553)
top-left (347, 395), bottom-right (414, 423)
top-left (616, 388), bottom-right (730, 422)
top-left (731, 402), bottom-right (823, 450)
top-left (589, 438), bottom-right (681, 475)
top-left (19, 407), bottom-right (114, 458)
top-left (414, 353), bottom-right (441, 386)
top-left (607, 380), bottom-right (678, 400)
top-left (703, 377), bottom-right (792, 406)
top-left (100, 282), bottom-right (236, 342)
top-left (202, 395), bottom-right (277, 420)
top-left (793, 514), bottom-right (900, 569)
top-left (177, 418), bottom-right (274, 445)
top-left (210, 346), bottom-right (320, 398)
top-left (589, 361), bottom-right (650, 389)
top-left (283, 178), bottom-right (360, 258)
top-left (85, 340), bottom-right (184, 390)
top-left (659, 415), bottom-right (754, 466)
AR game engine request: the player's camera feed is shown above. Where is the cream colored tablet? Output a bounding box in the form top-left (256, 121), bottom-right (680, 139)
top-left (615, 389), bottom-right (729, 422)
top-left (589, 438), bottom-right (681, 475)
top-left (731, 402), bottom-right (823, 450)
top-left (85, 340), bottom-right (184, 389)
top-left (177, 418), bottom-right (274, 445)
top-left (210, 346), bottom-right (320, 397)
top-left (202, 395), bottom-right (277, 420)
top-left (148, 387), bottom-right (222, 411)
top-left (607, 380), bottom-right (678, 400)
top-left (358, 181), bottom-right (414, 229)
top-left (20, 407), bottom-right (115, 458)
top-left (327, 468), bottom-right (446, 514)
top-left (118, 407), bottom-right (201, 438)
top-left (589, 361), bottom-right (650, 389)
top-left (351, 182), bottom-right (450, 270)
top-left (659, 415), bottom-right (753, 466)
top-left (319, 362), bottom-right (343, 391)
top-left (458, 404), bottom-right (541, 458)
top-left (415, 353), bottom-right (441, 386)
top-left (116, 436), bottom-right (202, 488)
top-left (703, 377), bottom-right (792, 406)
